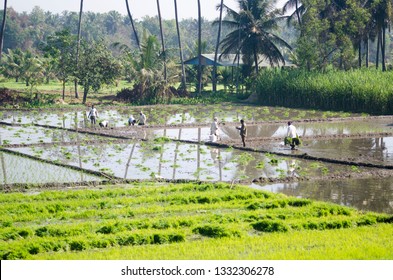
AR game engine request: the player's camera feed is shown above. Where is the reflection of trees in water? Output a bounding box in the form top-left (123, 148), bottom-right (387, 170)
top-left (279, 179), bottom-right (393, 214)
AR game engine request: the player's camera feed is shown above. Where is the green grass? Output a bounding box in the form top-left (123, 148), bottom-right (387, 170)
top-left (0, 182), bottom-right (392, 260)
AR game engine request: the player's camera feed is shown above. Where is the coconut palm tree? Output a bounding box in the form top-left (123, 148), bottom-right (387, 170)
top-left (197, 0), bottom-right (202, 95)
top-left (125, 0), bottom-right (140, 50)
top-left (220, 0), bottom-right (292, 76)
top-left (74, 0), bottom-right (84, 99)
top-left (282, 0), bottom-right (304, 27)
top-left (368, 0), bottom-right (392, 71)
top-left (0, 0), bottom-right (7, 62)
top-left (213, 0), bottom-right (224, 92)
top-left (174, 0), bottom-right (187, 88)
top-left (156, 0), bottom-right (167, 82)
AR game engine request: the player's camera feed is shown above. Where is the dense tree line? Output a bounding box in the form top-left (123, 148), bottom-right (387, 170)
top-left (0, 6), bottom-right (227, 60)
top-left (0, 0), bottom-right (392, 105)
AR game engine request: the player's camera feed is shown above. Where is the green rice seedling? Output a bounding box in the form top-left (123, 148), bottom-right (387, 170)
top-left (153, 136), bottom-right (171, 143)
top-left (269, 158), bottom-right (279, 165)
top-left (351, 165), bottom-right (360, 172)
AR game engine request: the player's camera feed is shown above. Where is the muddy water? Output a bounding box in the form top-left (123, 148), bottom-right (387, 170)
top-left (0, 152), bottom-right (102, 185)
top-left (253, 177), bottom-right (393, 214)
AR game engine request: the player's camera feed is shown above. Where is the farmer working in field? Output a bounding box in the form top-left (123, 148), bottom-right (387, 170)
top-left (99, 120), bottom-right (109, 127)
top-left (286, 121), bottom-right (300, 150)
top-left (88, 105), bottom-right (98, 126)
top-left (138, 111), bottom-right (147, 125)
top-left (128, 115), bottom-right (136, 126)
top-left (236, 119), bottom-right (247, 147)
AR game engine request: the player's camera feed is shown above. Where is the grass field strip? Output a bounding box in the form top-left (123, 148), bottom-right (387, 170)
top-left (0, 183), bottom-right (392, 259)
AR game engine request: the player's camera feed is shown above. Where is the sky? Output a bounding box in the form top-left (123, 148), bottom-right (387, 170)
top-left (5, 0), bottom-right (241, 20)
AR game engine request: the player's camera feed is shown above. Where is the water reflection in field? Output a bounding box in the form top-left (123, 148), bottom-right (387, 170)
top-left (0, 152), bottom-right (102, 185)
top-left (0, 105), bottom-right (363, 128)
top-left (254, 178), bottom-right (393, 214)
top-left (10, 142), bottom-right (357, 183)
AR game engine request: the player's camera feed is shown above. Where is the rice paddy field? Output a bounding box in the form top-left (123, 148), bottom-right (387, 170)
top-left (1, 104), bottom-right (393, 260)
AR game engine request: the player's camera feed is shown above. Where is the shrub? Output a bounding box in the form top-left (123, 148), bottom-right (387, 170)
top-left (69, 240), bottom-right (87, 251)
top-left (193, 225), bottom-right (233, 238)
top-left (251, 220), bottom-right (289, 233)
top-left (288, 198), bottom-right (312, 207)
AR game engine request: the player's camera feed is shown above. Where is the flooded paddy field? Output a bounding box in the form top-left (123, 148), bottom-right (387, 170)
top-left (7, 141), bottom-right (366, 182)
top-left (0, 151), bottom-right (102, 185)
top-left (0, 124), bottom-right (105, 145)
top-left (1, 106), bottom-right (393, 214)
top-left (0, 104), bottom-right (364, 128)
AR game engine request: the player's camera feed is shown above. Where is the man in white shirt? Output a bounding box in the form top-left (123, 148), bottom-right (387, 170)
top-left (88, 105), bottom-right (98, 126)
top-left (287, 121), bottom-right (298, 150)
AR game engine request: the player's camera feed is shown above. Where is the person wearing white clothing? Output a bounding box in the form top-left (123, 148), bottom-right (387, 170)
top-left (287, 121), bottom-right (298, 150)
top-left (88, 105), bottom-right (98, 125)
top-left (138, 111), bottom-right (147, 125)
top-left (128, 115), bottom-right (136, 126)
top-left (99, 120), bottom-right (109, 127)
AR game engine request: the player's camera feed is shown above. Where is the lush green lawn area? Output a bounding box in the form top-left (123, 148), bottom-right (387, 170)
top-left (1, 182), bottom-right (392, 260)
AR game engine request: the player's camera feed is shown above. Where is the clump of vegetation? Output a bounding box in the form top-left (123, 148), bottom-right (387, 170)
top-left (251, 220), bottom-right (289, 233)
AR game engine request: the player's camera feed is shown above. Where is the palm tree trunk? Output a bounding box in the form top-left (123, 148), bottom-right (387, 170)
top-left (376, 30), bottom-right (381, 69)
top-left (358, 40), bottom-right (361, 68)
top-left (156, 0), bottom-right (167, 82)
top-left (0, 0), bottom-right (7, 62)
top-left (74, 0), bottom-right (83, 99)
top-left (125, 0), bottom-right (140, 50)
top-left (197, 0), bottom-right (202, 96)
top-left (295, 0), bottom-right (301, 27)
top-left (174, 0), bottom-right (186, 88)
top-left (382, 25), bottom-right (386, 72)
top-left (253, 47), bottom-right (259, 76)
top-left (365, 37), bottom-right (369, 67)
top-left (213, 0), bottom-right (224, 92)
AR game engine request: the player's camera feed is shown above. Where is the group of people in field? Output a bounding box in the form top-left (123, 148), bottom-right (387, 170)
top-left (211, 117), bottom-right (300, 150)
top-left (88, 105), bottom-right (299, 150)
top-left (87, 105), bottom-right (147, 128)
